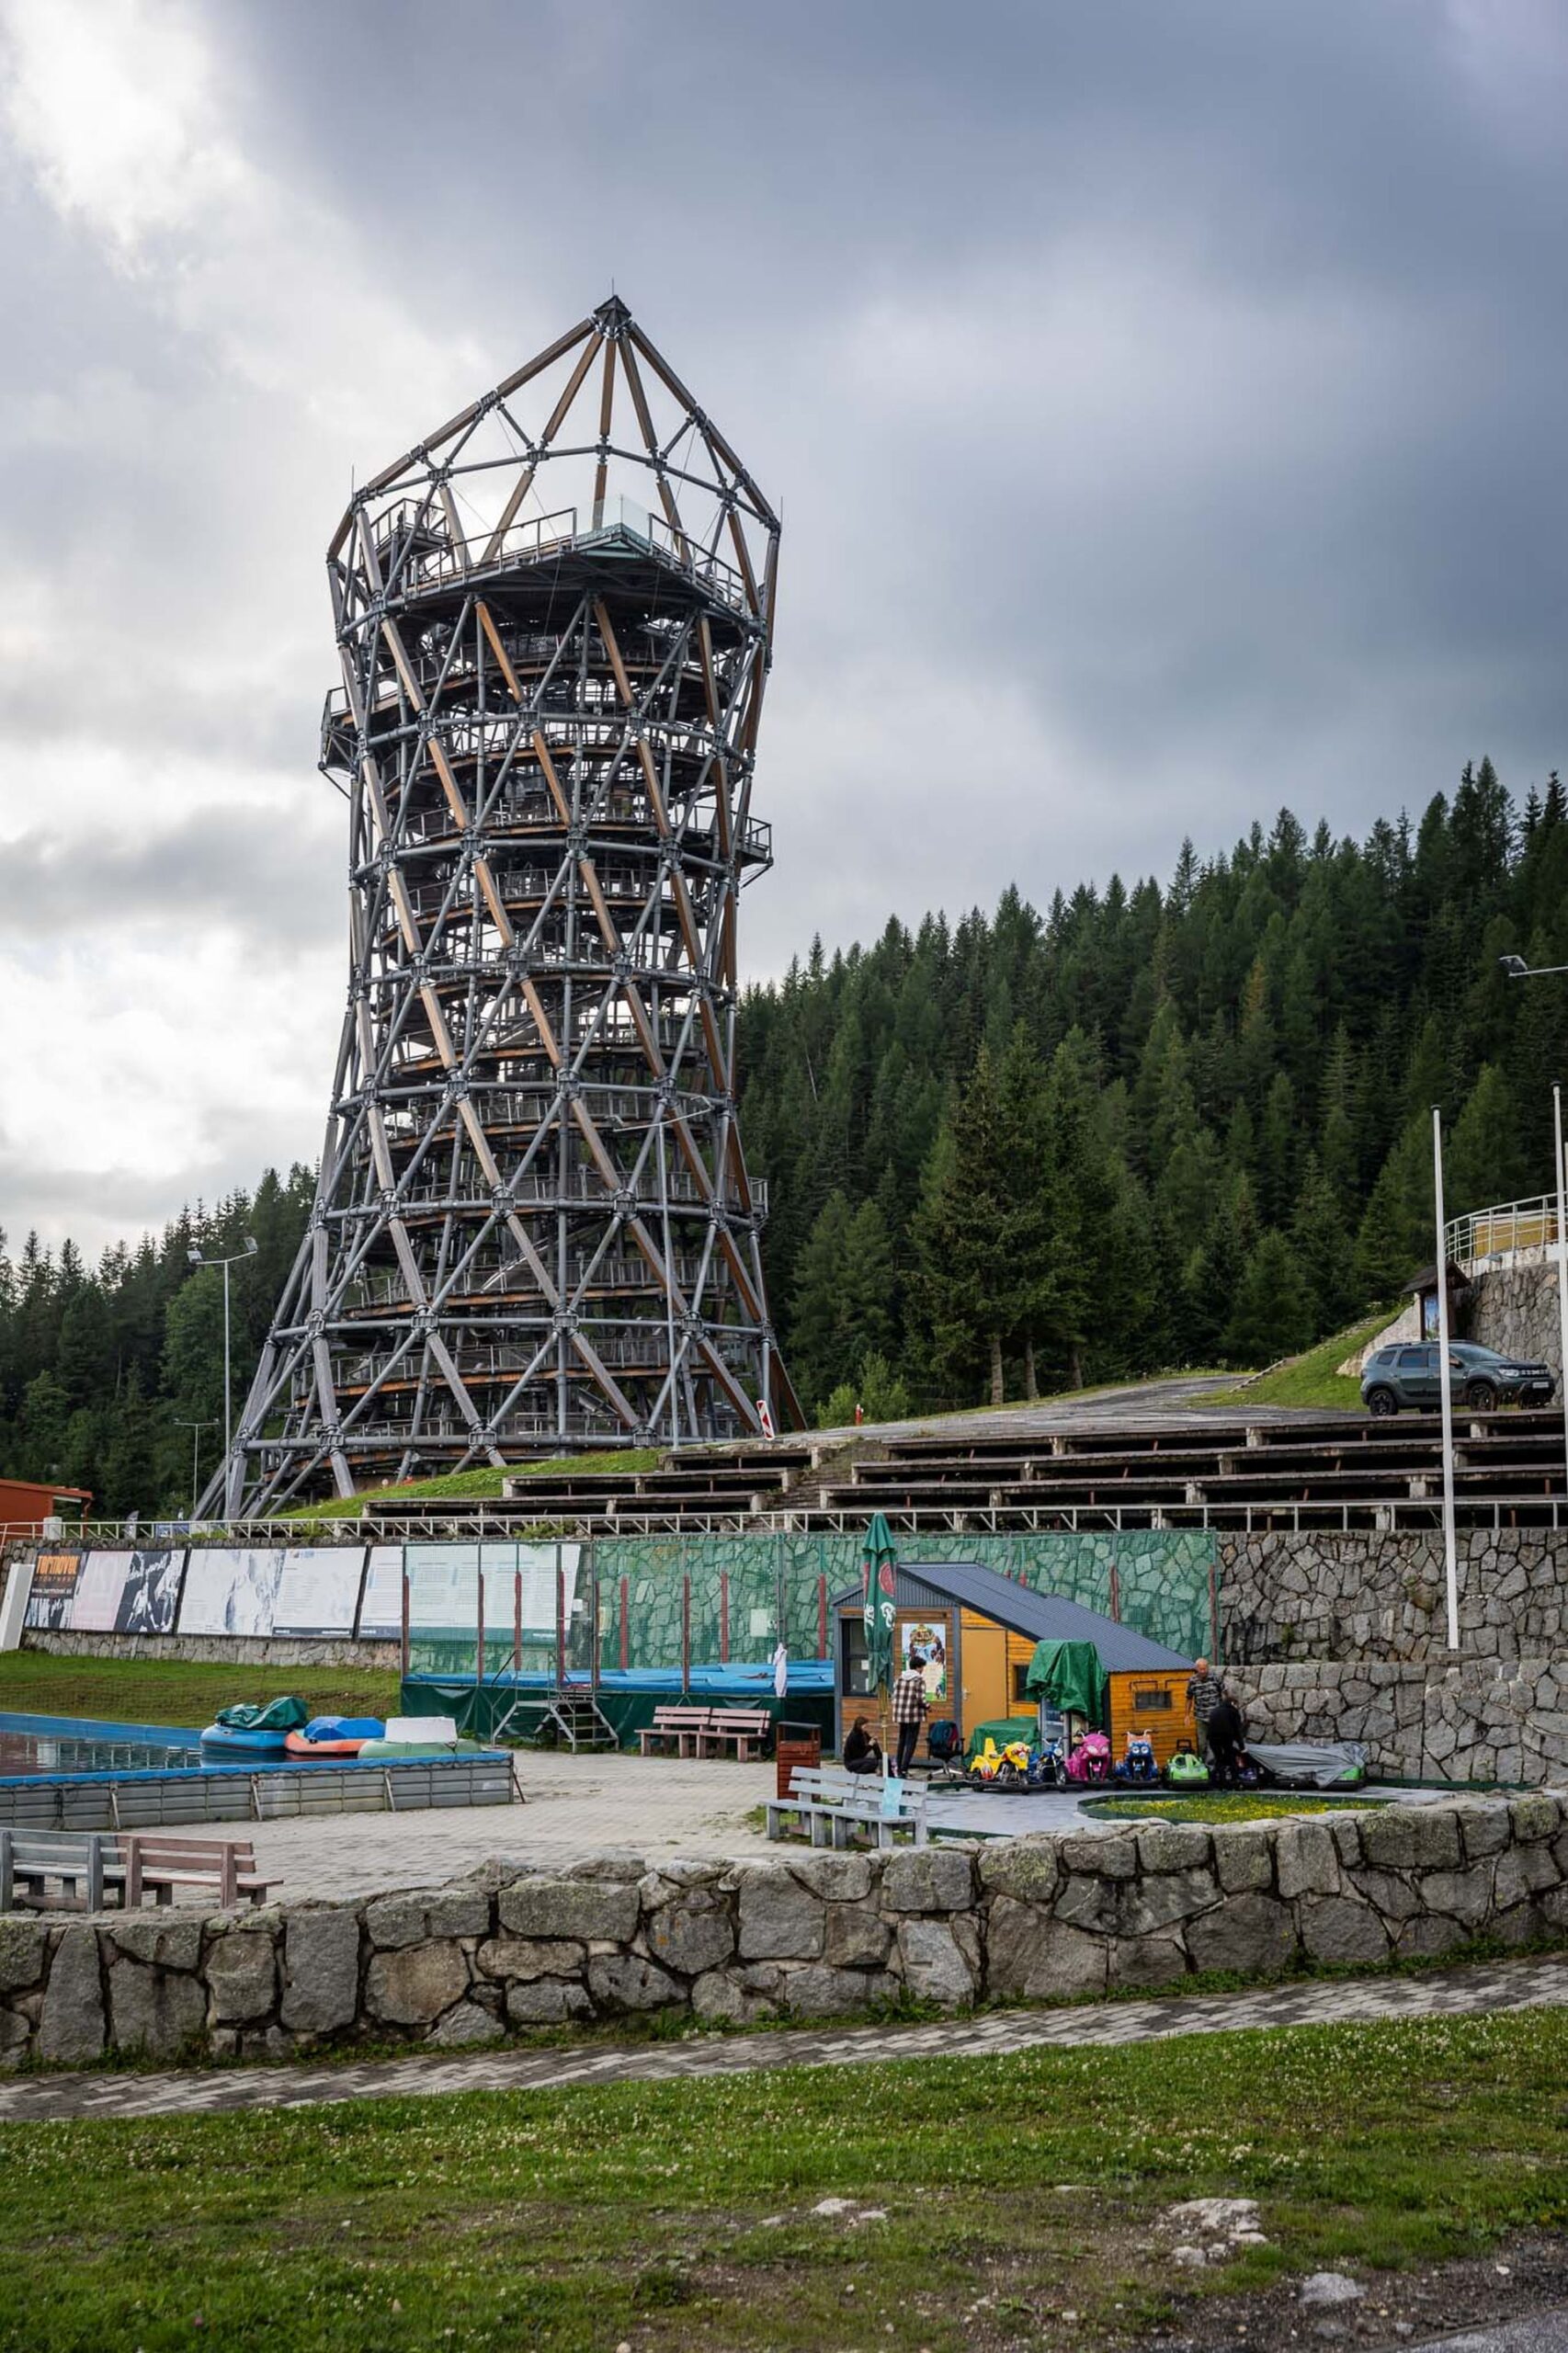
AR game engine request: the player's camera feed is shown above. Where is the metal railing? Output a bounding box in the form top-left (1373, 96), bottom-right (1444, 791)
top-left (1446, 1194), bottom-right (1563, 1272)
top-left (366, 498), bottom-right (753, 617)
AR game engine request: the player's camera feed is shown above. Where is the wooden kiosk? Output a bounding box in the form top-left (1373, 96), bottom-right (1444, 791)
top-left (831, 1559), bottom-right (1196, 1762)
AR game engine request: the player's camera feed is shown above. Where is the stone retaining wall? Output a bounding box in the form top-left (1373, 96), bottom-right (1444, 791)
top-left (1219, 1529), bottom-right (1567, 1667)
top-left (18, 1631), bottom-right (402, 1671)
top-left (1233, 1660), bottom-right (1568, 1785)
top-left (4, 1796), bottom-right (1565, 2066)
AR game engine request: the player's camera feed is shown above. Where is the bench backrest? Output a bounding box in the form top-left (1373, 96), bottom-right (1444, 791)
top-left (786, 1767), bottom-right (926, 1816)
top-left (123, 1837), bottom-right (257, 1869)
top-left (5, 1831), bottom-right (116, 1867)
top-left (649, 1705), bottom-right (713, 1728)
top-left (708, 1710), bottom-right (771, 1733)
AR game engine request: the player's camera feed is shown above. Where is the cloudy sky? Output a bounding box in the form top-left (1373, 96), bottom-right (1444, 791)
top-left (3, 0), bottom-right (1567, 1258)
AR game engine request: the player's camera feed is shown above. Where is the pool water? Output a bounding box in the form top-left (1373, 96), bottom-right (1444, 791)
top-left (0, 1728), bottom-right (203, 1779)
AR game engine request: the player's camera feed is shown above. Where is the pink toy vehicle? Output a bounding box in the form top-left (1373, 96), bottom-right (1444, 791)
top-left (1063, 1729), bottom-right (1112, 1785)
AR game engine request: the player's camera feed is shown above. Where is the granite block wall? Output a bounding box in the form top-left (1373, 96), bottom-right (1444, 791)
top-left (2, 1795), bottom-right (1564, 2065)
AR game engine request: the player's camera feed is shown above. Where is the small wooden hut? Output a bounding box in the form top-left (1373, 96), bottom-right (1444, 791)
top-left (831, 1559), bottom-right (1196, 1763)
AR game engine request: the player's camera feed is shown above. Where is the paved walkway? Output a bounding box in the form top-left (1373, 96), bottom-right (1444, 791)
top-left (227, 1756), bottom-right (1443, 1904)
top-left (245, 1753), bottom-right (781, 1901)
top-left (6, 1952), bottom-right (1562, 2125)
top-left (810, 1374), bottom-right (1325, 1449)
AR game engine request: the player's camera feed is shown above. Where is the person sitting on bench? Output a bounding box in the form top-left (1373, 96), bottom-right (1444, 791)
top-left (843, 1716), bottom-right (882, 1775)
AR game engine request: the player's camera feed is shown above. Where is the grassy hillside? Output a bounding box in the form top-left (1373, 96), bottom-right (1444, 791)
top-left (1228, 1304), bottom-right (1397, 1410)
top-left (282, 1450), bottom-right (661, 1521)
top-left (0, 1652), bottom-right (399, 1729)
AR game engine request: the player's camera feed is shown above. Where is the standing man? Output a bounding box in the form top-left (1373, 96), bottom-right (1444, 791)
top-left (1187, 1655), bottom-right (1227, 1771)
top-left (891, 1647), bottom-right (929, 1778)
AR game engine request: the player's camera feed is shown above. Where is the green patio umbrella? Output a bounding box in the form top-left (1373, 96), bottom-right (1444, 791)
top-left (861, 1512), bottom-right (898, 1694)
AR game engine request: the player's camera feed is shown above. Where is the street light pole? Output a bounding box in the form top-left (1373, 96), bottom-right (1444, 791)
top-left (1555, 1085), bottom-right (1568, 1521)
top-left (1498, 960), bottom-right (1568, 1518)
top-left (1432, 1107), bottom-right (1460, 1651)
top-left (175, 1418), bottom-right (218, 1522)
top-left (187, 1239), bottom-right (258, 1493)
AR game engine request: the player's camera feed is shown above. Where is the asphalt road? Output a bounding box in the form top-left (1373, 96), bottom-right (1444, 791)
top-left (810, 1373), bottom-right (1335, 1449)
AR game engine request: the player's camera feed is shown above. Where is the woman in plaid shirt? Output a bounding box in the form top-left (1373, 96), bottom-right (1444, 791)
top-left (891, 1652), bottom-right (929, 1777)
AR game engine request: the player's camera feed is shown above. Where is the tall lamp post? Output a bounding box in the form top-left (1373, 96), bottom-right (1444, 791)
top-left (175, 1417), bottom-right (218, 1523)
top-left (187, 1239), bottom-right (258, 1490)
top-left (1431, 1109), bottom-right (1460, 1649)
top-left (1499, 957), bottom-right (1568, 1520)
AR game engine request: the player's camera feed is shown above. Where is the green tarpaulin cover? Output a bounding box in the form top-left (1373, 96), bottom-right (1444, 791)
top-left (1023, 1639), bottom-right (1108, 1724)
top-left (213, 1695), bottom-right (311, 1733)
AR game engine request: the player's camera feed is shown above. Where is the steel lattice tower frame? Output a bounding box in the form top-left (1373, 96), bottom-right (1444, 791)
top-left (210, 296), bottom-right (801, 1513)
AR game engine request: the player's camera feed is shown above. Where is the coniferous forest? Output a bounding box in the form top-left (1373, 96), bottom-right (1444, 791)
top-left (5, 761), bottom-right (1568, 1509)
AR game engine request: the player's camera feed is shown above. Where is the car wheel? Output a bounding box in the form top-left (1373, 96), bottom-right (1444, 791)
top-left (1367, 1387), bottom-right (1398, 1417)
top-left (1467, 1380), bottom-right (1498, 1412)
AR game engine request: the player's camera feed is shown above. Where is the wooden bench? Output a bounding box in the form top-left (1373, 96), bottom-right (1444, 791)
top-left (121, 1836), bottom-right (274, 1909)
top-left (766, 1766), bottom-right (929, 1849)
top-left (0, 1830), bottom-right (125, 1913)
top-left (639, 1705), bottom-right (713, 1757)
top-left (0, 1830), bottom-right (275, 1914)
top-left (701, 1709), bottom-right (772, 1760)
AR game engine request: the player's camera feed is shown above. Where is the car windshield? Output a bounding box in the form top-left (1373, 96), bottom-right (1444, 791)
top-left (1451, 1345), bottom-right (1506, 1366)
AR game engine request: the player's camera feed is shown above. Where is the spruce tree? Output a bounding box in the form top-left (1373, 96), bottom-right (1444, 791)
top-left (911, 1047), bottom-right (1020, 1406)
top-left (1225, 1230), bottom-right (1314, 1366)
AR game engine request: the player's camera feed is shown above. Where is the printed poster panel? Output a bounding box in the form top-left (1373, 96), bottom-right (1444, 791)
top-left (271, 1548), bottom-right (366, 1640)
top-left (357, 1545), bottom-right (405, 1641)
top-left (23, 1551), bottom-right (82, 1631)
top-left (177, 1549), bottom-right (287, 1638)
top-left (900, 1614), bottom-right (949, 1705)
top-left (71, 1549), bottom-right (184, 1634)
top-left (377, 1542), bottom-right (584, 1640)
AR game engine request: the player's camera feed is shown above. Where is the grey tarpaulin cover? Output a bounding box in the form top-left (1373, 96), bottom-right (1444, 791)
top-left (1248, 1739), bottom-right (1369, 1789)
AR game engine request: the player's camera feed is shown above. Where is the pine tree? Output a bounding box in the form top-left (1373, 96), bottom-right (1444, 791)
top-left (1225, 1230), bottom-right (1315, 1365)
top-left (1353, 1116), bottom-right (1433, 1302)
top-left (1290, 1155), bottom-right (1358, 1337)
top-left (911, 1046), bottom-right (1021, 1406)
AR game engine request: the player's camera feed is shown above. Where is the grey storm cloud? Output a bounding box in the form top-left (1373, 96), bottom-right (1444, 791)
top-left (0, 804), bottom-right (341, 946)
top-left (2, 0), bottom-right (1567, 1252)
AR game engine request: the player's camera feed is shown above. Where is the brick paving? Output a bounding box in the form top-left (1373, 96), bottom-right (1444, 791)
top-left (4, 1951), bottom-right (1562, 2126)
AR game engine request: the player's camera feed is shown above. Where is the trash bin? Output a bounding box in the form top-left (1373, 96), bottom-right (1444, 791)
top-left (775, 1721), bottom-right (822, 1800)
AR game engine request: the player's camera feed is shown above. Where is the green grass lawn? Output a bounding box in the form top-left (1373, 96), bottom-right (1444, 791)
top-left (0, 1651), bottom-right (400, 1730)
top-left (1226, 1305), bottom-right (1397, 1411)
top-left (283, 1449), bottom-right (661, 1520)
top-left (2, 2007), bottom-right (1564, 2350)
top-left (1086, 1791), bottom-right (1381, 1824)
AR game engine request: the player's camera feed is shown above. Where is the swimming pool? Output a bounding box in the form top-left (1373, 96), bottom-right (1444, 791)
top-left (0, 1712), bottom-right (203, 1779)
top-left (0, 1711), bottom-right (516, 1829)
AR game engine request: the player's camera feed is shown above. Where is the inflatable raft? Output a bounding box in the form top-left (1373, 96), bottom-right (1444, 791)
top-left (199, 1721), bottom-right (292, 1756)
top-left (199, 1695), bottom-right (311, 1756)
top-left (283, 1717), bottom-right (384, 1759)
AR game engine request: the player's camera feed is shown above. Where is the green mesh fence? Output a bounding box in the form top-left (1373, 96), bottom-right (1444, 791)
top-left (400, 1529), bottom-right (1215, 1680)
